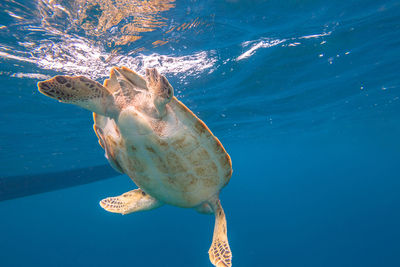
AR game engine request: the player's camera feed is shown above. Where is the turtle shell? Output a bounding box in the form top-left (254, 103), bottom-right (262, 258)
top-left (93, 67), bottom-right (232, 207)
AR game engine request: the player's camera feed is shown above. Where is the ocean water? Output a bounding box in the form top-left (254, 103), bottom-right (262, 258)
top-left (1, 0), bottom-right (400, 266)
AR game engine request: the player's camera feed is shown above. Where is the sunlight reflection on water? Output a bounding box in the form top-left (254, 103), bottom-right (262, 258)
top-left (0, 0), bottom-right (217, 80)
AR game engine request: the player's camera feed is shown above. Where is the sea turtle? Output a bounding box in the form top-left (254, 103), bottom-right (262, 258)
top-left (37, 67), bottom-right (233, 267)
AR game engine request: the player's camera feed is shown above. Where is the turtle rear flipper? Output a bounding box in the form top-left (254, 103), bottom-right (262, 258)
top-left (208, 197), bottom-right (232, 267)
top-left (100, 189), bottom-right (162, 215)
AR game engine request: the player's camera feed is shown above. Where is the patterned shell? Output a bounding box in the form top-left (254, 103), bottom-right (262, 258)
top-left (93, 67), bottom-right (232, 207)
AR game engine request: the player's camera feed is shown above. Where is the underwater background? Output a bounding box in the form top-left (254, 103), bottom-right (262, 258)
top-left (1, 0), bottom-right (400, 266)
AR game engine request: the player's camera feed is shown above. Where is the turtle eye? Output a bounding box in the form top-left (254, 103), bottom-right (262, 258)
top-left (167, 87), bottom-right (172, 98)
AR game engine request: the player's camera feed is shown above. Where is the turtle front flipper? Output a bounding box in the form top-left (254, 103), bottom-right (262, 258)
top-left (145, 68), bottom-right (174, 117)
top-left (208, 196), bottom-right (232, 267)
top-left (38, 75), bottom-right (119, 118)
top-left (100, 189), bottom-right (162, 215)
top-left (94, 126), bottom-right (124, 174)
top-left (104, 66), bottom-right (148, 94)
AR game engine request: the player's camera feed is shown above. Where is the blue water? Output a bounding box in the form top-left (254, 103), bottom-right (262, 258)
top-left (1, 0), bottom-right (400, 266)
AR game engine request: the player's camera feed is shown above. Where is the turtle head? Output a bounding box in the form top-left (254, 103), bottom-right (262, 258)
top-left (145, 68), bottom-right (174, 117)
top-left (38, 75), bottom-right (118, 117)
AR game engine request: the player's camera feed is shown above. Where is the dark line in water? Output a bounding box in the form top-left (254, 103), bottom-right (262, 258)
top-left (0, 164), bottom-right (119, 202)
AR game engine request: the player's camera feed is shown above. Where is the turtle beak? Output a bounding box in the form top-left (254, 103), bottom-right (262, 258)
top-left (37, 80), bottom-right (57, 99)
top-left (38, 77), bottom-right (70, 101)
